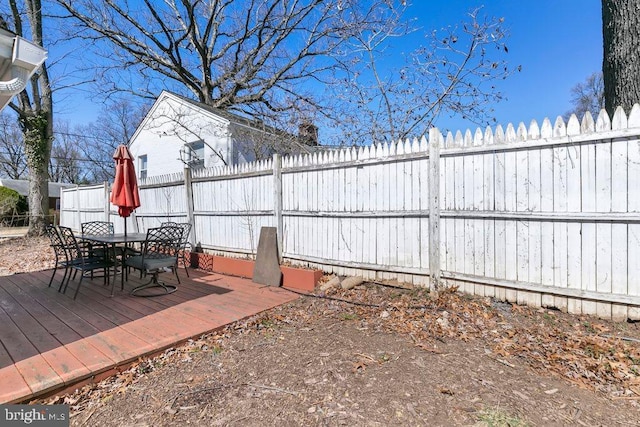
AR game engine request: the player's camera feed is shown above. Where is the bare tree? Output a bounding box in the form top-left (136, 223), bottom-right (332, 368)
top-left (54, 1), bottom-right (398, 115)
top-left (602, 0), bottom-right (640, 115)
top-left (75, 99), bottom-right (148, 183)
top-left (49, 121), bottom-right (85, 183)
top-left (55, 1), bottom-right (513, 147)
top-left (0, 112), bottom-right (27, 179)
top-left (564, 72), bottom-right (604, 121)
top-left (326, 7), bottom-right (514, 145)
top-left (3, 0), bottom-right (54, 235)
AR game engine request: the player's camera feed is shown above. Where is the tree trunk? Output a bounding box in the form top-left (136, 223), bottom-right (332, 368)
top-left (602, 0), bottom-right (640, 116)
top-left (8, 0), bottom-right (54, 236)
top-left (20, 111), bottom-right (53, 236)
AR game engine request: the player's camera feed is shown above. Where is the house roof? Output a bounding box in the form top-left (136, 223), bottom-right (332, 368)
top-left (128, 90), bottom-right (296, 147)
top-left (0, 179), bottom-right (74, 198)
top-left (166, 91), bottom-right (282, 134)
top-left (127, 90), bottom-right (324, 163)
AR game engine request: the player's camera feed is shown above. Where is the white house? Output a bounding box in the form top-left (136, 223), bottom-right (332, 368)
top-left (128, 91), bottom-right (309, 180)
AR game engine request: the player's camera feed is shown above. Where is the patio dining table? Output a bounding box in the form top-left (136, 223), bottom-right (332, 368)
top-left (80, 232), bottom-right (147, 296)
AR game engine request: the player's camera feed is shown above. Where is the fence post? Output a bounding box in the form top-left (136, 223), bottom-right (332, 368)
top-left (184, 166), bottom-right (196, 246)
top-left (59, 188), bottom-right (65, 226)
top-left (273, 154), bottom-right (283, 261)
top-left (428, 128), bottom-right (442, 290)
top-left (104, 181), bottom-right (110, 222)
top-left (75, 185), bottom-right (81, 231)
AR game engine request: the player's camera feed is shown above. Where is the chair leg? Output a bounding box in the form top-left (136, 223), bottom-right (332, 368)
top-left (174, 265), bottom-right (181, 285)
top-left (62, 267), bottom-right (74, 294)
top-left (73, 273), bottom-right (84, 299)
top-left (182, 253), bottom-right (190, 277)
top-left (58, 266), bottom-right (70, 293)
top-left (180, 251), bottom-right (189, 277)
top-left (130, 271), bottom-right (177, 297)
top-left (48, 265), bottom-right (58, 288)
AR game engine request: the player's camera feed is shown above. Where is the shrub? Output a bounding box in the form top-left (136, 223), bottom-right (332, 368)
top-left (0, 186), bottom-right (28, 224)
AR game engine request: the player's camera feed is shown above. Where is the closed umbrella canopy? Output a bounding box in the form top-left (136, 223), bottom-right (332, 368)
top-left (110, 145), bottom-right (140, 221)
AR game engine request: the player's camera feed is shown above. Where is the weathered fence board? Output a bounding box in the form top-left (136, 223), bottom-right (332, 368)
top-left (60, 106), bottom-right (640, 319)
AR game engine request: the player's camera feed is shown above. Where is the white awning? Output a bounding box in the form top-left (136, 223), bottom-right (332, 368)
top-left (0, 29), bottom-right (47, 112)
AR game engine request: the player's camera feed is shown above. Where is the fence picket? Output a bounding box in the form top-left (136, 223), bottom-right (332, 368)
top-left (494, 125), bottom-right (505, 144)
top-left (596, 109), bottom-right (611, 132)
top-left (60, 106), bottom-right (640, 319)
top-left (528, 146), bottom-right (542, 296)
top-left (610, 139), bottom-right (629, 318)
top-left (629, 104), bottom-right (640, 127)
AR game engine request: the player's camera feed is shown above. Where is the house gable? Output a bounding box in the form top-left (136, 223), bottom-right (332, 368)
top-left (127, 90), bottom-right (313, 179)
top-left (128, 91), bottom-right (230, 147)
top-left (128, 91), bottom-right (234, 178)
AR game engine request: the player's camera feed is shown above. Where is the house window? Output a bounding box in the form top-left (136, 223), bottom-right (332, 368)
top-left (186, 141), bottom-right (205, 168)
top-left (139, 155), bottom-right (147, 180)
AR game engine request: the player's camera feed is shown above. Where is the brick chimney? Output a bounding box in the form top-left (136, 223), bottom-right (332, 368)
top-left (298, 121), bottom-right (318, 146)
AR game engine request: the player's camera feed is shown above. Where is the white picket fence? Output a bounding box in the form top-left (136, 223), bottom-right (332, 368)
top-left (61, 106), bottom-right (640, 320)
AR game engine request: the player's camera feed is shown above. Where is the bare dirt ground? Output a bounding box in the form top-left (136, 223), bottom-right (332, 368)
top-left (0, 235), bottom-right (54, 275)
top-left (3, 236), bottom-right (640, 426)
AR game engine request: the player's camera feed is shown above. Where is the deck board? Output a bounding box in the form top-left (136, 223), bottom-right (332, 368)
top-left (0, 308), bottom-right (40, 363)
top-left (1, 280), bottom-right (85, 344)
top-left (5, 276), bottom-right (106, 337)
top-left (0, 365), bottom-right (32, 403)
top-left (0, 285), bottom-right (78, 354)
top-left (0, 268), bottom-right (297, 403)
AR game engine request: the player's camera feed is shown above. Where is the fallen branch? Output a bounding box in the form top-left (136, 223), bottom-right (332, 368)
top-left (245, 382), bottom-right (300, 396)
top-left (78, 406), bottom-right (99, 427)
top-left (354, 353), bottom-right (378, 363)
top-left (599, 334), bottom-right (640, 344)
top-left (484, 353), bottom-right (515, 368)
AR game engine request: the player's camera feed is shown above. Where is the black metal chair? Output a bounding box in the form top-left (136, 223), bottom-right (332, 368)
top-left (125, 225), bottom-right (183, 297)
top-left (161, 221), bottom-right (192, 277)
top-left (45, 225), bottom-right (73, 290)
top-left (81, 221), bottom-right (114, 260)
top-left (57, 226), bottom-right (115, 299)
top-left (81, 221), bottom-right (114, 236)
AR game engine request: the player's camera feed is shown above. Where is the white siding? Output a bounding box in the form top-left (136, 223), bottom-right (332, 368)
top-left (128, 92), bottom-right (267, 180)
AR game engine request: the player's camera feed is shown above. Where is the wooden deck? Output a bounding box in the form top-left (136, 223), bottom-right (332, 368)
top-left (0, 267), bottom-right (298, 403)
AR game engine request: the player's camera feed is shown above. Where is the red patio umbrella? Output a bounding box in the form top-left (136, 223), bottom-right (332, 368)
top-left (110, 145), bottom-right (140, 235)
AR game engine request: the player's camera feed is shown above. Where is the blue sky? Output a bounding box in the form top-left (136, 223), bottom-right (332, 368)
top-left (414, 0), bottom-right (602, 133)
top-left (54, 0), bottom-right (603, 137)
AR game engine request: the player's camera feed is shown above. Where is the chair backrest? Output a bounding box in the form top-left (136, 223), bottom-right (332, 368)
top-left (57, 226), bottom-right (84, 260)
top-left (81, 221), bottom-right (114, 236)
top-left (45, 225), bottom-right (67, 261)
top-left (142, 225), bottom-right (183, 261)
top-left (160, 221), bottom-right (191, 246)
